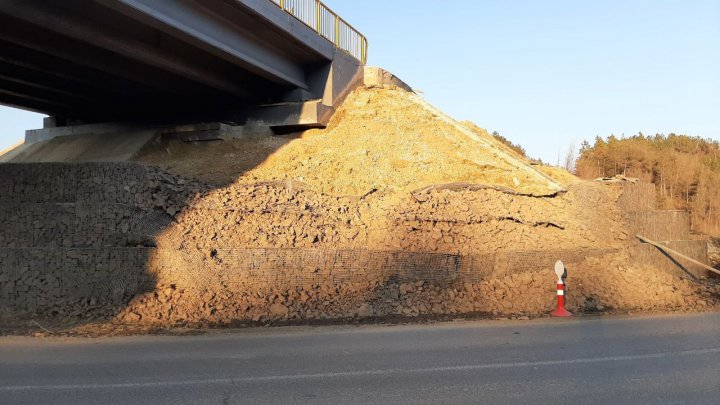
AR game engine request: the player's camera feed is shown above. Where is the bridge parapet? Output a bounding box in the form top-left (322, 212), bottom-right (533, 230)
top-left (271, 0), bottom-right (368, 63)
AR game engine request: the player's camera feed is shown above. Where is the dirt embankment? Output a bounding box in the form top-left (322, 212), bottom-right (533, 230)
top-left (4, 171), bottom-right (717, 336)
top-left (104, 175), bottom-right (713, 329)
top-left (109, 258), bottom-right (715, 330)
top-left (138, 86), bottom-right (565, 197)
top-left (90, 86), bottom-right (720, 330)
top-left (3, 84), bottom-right (717, 337)
top-left (153, 180), bottom-right (624, 256)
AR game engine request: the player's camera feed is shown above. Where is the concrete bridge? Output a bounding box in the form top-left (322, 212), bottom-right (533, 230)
top-left (0, 0), bottom-right (367, 135)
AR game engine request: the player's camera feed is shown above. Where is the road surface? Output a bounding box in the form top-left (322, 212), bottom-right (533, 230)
top-left (1, 313), bottom-right (719, 404)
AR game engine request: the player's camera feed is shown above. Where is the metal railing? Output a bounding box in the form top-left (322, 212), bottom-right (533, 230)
top-left (270, 0), bottom-right (368, 64)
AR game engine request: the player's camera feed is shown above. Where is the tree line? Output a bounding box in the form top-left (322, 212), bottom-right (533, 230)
top-left (575, 133), bottom-right (720, 235)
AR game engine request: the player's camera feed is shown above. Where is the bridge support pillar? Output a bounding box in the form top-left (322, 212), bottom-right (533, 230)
top-left (309, 50), bottom-right (364, 109)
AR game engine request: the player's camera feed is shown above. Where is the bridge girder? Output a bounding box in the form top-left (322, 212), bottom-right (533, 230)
top-left (0, 0), bottom-right (341, 121)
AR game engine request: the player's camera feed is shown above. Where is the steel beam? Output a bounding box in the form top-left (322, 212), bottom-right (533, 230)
top-left (0, 59), bottom-right (135, 102)
top-left (98, 0), bottom-right (313, 89)
top-left (0, 73), bottom-right (94, 101)
top-left (0, 0), bottom-right (351, 119)
top-left (0, 91), bottom-right (91, 116)
top-left (0, 1), bottom-right (255, 99)
top-left (0, 78), bottom-right (96, 106)
top-left (0, 41), bottom-right (168, 100)
top-left (0, 22), bottom-right (188, 100)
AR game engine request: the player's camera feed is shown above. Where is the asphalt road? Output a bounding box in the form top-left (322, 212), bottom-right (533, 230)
top-left (1, 313), bottom-right (719, 404)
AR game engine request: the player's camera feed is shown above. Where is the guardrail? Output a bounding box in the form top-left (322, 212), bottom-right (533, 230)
top-left (270, 0), bottom-right (368, 64)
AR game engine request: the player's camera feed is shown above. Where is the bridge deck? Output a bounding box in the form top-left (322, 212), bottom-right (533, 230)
top-left (0, 0), bottom-right (366, 124)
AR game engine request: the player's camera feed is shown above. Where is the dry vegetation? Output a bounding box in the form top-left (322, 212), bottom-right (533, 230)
top-left (576, 134), bottom-right (720, 235)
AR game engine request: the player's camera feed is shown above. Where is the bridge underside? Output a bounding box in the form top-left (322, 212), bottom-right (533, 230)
top-left (0, 0), bottom-right (362, 127)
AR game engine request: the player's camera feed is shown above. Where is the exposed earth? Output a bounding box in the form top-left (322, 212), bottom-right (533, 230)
top-left (1, 82), bottom-right (718, 337)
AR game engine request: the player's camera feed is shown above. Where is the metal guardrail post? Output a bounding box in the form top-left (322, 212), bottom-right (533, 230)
top-left (361, 37), bottom-right (368, 63)
top-left (334, 15), bottom-right (340, 47)
top-left (269, 0), bottom-right (367, 64)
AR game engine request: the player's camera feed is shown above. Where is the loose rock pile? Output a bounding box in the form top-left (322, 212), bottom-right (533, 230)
top-left (113, 252), bottom-right (717, 327)
top-left (104, 174), bottom-right (716, 327)
top-left (157, 180), bottom-right (625, 256)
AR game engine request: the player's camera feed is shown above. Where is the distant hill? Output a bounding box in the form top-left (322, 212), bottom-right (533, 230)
top-left (576, 133), bottom-right (720, 235)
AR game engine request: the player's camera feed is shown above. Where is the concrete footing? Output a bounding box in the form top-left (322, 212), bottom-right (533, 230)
top-left (159, 123), bottom-right (231, 142)
top-left (25, 122), bottom-right (149, 144)
top-left (23, 97), bottom-right (335, 146)
top-left (364, 66), bottom-right (414, 92)
top-left (247, 100), bottom-right (334, 133)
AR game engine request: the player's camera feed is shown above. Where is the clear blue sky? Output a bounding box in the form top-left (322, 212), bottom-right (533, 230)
top-left (1, 0), bottom-right (718, 163)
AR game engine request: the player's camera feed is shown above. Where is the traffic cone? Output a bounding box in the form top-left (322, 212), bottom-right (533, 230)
top-left (551, 260), bottom-right (572, 317)
top-left (551, 281), bottom-right (572, 317)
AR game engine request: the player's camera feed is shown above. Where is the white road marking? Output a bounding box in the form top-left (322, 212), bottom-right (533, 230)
top-left (2, 346), bottom-right (719, 392)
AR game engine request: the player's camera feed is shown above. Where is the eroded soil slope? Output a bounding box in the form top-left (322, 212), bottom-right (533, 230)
top-left (137, 86), bottom-right (564, 196)
top-left (4, 84), bottom-right (714, 336)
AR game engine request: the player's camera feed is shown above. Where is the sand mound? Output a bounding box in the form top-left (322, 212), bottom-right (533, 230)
top-left (27, 75), bottom-right (704, 332)
top-left (137, 85), bottom-right (566, 197)
top-left (241, 87), bottom-right (563, 196)
top-left (535, 165), bottom-right (580, 187)
top-left (136, 134), bottom-right (293, 186)
top-left (458, 121), bottom-right (528, 161)
top-left (458, 120), bottom-right (581, 187)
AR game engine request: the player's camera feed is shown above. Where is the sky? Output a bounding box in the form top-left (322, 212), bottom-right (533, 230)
top-left (1, 0), bottom-right (718, 163)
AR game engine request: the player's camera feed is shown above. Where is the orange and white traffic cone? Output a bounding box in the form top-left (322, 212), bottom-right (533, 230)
top-left (551, 260), bottom-right (572, 317)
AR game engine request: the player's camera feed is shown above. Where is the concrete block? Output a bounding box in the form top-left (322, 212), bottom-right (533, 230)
top-left (363, 67), bottom-right (413, 92)
top-left (11, 130), bottom-right (159, 163)
top-left (25, 122), bottom-right (149, 144)
top-left (158, 122), bottom-right (232, 142)
top-left (247, 100), bottom-right (334, 132)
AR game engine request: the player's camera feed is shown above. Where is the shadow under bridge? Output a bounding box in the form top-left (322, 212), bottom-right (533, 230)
top-left (0, 0), bottom-right (367, 128)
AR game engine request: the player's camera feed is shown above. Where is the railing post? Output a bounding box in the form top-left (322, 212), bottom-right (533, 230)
top-left (362, 38), bottom-right (368, 64)
top-left (334, 15), bottom-right (340, 46)
top-left (315, 0), bottom-right (321, 33)
top-left (274, 0), bottom-right (366, 64)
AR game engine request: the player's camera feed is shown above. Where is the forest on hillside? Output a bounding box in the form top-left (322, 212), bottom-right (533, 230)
top-left (575, 134), bottom-right (720, 235)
